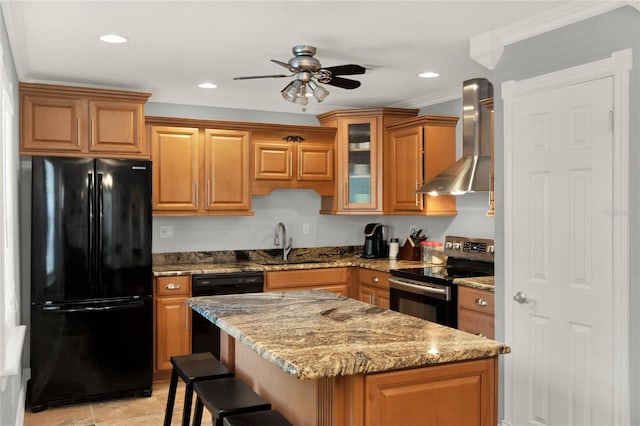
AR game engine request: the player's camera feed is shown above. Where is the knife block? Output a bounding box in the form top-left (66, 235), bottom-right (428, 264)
top-left (398, 240), bottom-right (422, 261)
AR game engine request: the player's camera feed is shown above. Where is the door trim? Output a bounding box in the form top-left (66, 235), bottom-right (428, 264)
top-left (502, 48), bottom-right (632, 425)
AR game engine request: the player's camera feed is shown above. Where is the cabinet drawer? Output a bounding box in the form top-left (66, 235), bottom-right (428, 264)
top-left (265, 268), bottom-right (349, 290)
top-left (458, 286), bottom-right (494, 314)
top-left (458, 309), bottom-right (494, 339)
top-left (358, 268), bottom-right (389, 290)
top-left (156, 276), bottom-right (191, 297)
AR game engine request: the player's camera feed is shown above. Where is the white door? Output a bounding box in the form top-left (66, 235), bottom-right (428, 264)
top-left (506, 76), bottom-right (615, 425)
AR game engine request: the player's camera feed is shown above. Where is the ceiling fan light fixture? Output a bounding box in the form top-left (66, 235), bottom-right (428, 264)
top-left (281, 80), bottom-right (303, 103)
top-left (307, 80), bottom-right (329, 102)
top-left (294, 83), bottom-right (309, 105)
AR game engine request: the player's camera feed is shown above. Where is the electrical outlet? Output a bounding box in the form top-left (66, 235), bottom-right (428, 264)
top-left (302, 223), bottom-right (311, 235)
top-left (159, 225), bottom-right (174, 239)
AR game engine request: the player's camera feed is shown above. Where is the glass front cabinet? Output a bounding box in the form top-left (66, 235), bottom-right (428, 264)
top-left (317, 108), bottom-right (418, 214)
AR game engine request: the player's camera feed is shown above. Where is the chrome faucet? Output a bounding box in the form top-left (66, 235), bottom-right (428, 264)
top-left (274, 222), bottom-right (292, 261)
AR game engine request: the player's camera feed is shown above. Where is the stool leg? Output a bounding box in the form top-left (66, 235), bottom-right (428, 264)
top-left (192, 397), bottom-right (204, 426)
top-left (181, 383), bottom-right (194, 426)
top-left (164, 369), bottom-right (179, 426)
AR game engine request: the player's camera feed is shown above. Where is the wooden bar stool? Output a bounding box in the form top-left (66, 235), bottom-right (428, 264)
top-left (163, 352), bottom-right (233, 426)
top-left (192, 377), bottom-right (271, 426)
top-left (223, 410), bottom-right (292, 426)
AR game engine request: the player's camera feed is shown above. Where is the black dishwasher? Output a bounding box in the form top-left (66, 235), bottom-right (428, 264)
top-left (191, 271), bottom-right (263, 359)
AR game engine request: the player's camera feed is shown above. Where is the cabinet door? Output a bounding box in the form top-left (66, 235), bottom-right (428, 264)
top-left (253, 142), bottom-right (294, 181)
top-left (359, 284), bottom-right (390, 309)
top-left (388, 127), bottom-right (423, 212)
top-left (151, 126), bottom-right (200, 212)
top-left (203, 129), bottom-right (251, 212)
top-left (21, 95), bottom-right (86, 153)
top-left (423, 125), bottom-right (457, 215)
top-left (340, 118), bottom-right (380, 210)
top-left (89, 100), bottom-right (146, 155)
top-left (155, 296), bottom-right (190, 372)
top-left (297, 143), bottom-right (333, 182)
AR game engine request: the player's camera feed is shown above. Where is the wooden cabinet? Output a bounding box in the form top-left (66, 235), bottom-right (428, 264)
top-left (20, 83), bottom-right (150, 158)
top-left (357, 268), bottom-right (390, 308)
top-left (154, 275), bottom-right (191, 376)
top-left (458, 286), bottom-right (495, 339)
top-left (148, 117), bottom-right (252, 216)
top-left (264, 267), bottom-right (350, 295)
top-left (385, 115), bottom-right (458, 215)
top-left (317, 108), bottom-right (418, 214)
top-left (251, 127), bottom-right (336, 196)
top-left (365, 357), bottom-right (497, 426)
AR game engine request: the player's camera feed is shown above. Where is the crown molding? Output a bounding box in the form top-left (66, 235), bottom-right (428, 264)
top-left (470, 1), bottom-right (635, 70)
top-left (388, 87), bottom-right (460, 109)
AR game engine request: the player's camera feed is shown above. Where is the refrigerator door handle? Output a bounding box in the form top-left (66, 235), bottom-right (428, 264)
top-left (88, 171), bottom-right (95, 289)
top-left (41, 301), bottom-right (146, 313)
top-left (97, 172), bottom-right (104, 289)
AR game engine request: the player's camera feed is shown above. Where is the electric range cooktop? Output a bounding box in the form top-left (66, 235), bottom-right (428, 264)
top-left (390, 236), bottom-right (495, 285)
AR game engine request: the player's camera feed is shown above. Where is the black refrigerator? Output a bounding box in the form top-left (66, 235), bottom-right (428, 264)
top-left (29, 156), bottom-right (153, 411)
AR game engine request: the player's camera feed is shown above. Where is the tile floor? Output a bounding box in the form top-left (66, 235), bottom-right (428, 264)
top-left (23, 380), bottom-right (214, 426)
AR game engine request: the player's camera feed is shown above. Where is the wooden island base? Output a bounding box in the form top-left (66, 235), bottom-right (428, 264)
top-left (220, 331), bottom-right (497, 426)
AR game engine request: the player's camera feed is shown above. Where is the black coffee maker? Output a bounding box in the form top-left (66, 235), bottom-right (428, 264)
top-left (363, 223), bottom-right (387, 258)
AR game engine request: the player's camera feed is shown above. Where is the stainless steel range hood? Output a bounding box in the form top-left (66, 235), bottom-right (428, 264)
top-left (418, 78), bottom-right (493, 195)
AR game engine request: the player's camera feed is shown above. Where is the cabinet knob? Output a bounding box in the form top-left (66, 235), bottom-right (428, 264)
top-left (475, 298), bottom-right (488, 306)
top-left (166, 283), bottom-right (181, 290)
top-left (371, 276), bottom-right (379, 283)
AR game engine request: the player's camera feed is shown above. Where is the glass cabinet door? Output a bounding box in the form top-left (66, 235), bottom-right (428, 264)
top-left (342, 118), bottom-right (378, 210)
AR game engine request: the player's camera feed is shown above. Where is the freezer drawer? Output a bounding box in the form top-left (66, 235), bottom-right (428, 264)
top-left (29, 298), bottom-right (153, 411)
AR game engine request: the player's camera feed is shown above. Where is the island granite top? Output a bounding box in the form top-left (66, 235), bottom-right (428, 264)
top-left (187, 290), bottom-right (510, 380)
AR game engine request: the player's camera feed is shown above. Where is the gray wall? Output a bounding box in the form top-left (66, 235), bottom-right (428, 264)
top-left (491, 6), bottom-right (640, 423)
top-left (147, 99), bottom-right (495, 254)
top-left (0, 5), bottom-right (23, 425)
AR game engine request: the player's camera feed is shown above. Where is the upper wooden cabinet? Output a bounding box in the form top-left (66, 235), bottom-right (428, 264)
top-left (251, 127), bottom-right (336, 196)
top-left (317, 108), bottom-right (418, 214)
top-left (385, 115), bottom-right (458, 216)
top-left (20, 83), bottom-right (150, 158)
top-left (148, 117), bottom-right (252, 216)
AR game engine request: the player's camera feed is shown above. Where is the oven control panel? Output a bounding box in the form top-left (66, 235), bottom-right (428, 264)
top-left (444, 236), bottom-right (495, 262)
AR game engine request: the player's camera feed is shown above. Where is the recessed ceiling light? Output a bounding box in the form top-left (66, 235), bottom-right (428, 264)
top-left (99, 34), bottom-right (128, 44)
top-left (198, 82), bottom-right (218, 89)
top-left (418, 71), bottom-right (440, 79)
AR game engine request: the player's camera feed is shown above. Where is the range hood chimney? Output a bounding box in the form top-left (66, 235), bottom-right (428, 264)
top-left (418, 78), bottom-right (493, 195)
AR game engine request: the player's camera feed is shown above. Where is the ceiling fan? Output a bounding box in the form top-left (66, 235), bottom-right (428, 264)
top-left (233, 45), bottom-right (366, 105)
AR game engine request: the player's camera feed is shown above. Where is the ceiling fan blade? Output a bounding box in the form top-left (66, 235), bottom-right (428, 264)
top-left (271, 59), bottom-right (299, 73)
top-left (324, 76), bottom-right (361, 90)
top-left (323, 64), bottom-right (366, 76)
top-left (233, 74), bottom-right (289, 80)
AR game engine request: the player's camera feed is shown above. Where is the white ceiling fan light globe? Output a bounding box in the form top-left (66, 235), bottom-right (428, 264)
top-left (307, 80), bottom-right (329, 102)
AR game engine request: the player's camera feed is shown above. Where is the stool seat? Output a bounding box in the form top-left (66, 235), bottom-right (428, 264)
top-left (171, 352), bottom-right (232, 382)
top-left (164, 353), bottom-right (233, 426)
top-left (223, 409), bottom-right (292, 426)
top-left (192, 377), bottom-right (271, 426)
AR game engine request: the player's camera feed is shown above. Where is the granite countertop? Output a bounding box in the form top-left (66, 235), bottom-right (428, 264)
top-left (153, 255), bottom-right (427, 277)
top-left (453, 276), bottom-right (495, 291)
top-left (187, 290), bottom-right (510, 380)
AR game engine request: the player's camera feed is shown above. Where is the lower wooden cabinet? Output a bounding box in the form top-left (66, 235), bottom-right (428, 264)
top-left (154, 276), bottom-right (191, 377)
top-left (365, 357), bottom-right (497, 426)
top-left (458, 286), bottom-right (495, 339)
top-left (264, 267), bottom-right (350, 295)
top-left (357, 268), bottom-right (390, 308)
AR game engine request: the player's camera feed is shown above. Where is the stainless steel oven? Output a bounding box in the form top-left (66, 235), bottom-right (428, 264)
top-left (389, 276), bottom-right (457, 327)
top-left (390, 236), bottom-right (494, 328)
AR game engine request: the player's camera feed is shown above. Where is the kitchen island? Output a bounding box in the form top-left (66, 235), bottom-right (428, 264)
top-left (187, 290), bottom-right (509, 426)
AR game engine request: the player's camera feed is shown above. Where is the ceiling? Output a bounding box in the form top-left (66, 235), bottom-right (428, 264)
top-left (3, 1), bottom-right (571, 115)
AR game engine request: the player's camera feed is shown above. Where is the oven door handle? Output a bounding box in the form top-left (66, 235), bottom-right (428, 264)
top-left (389, 278), bottom-right (449, 297)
